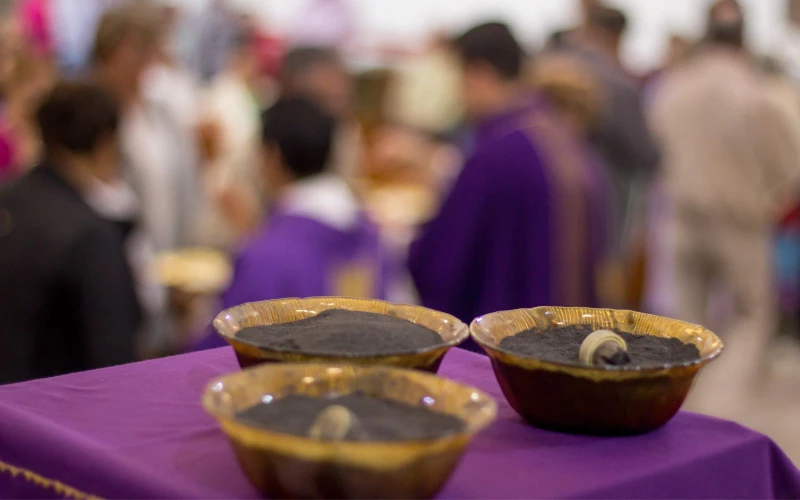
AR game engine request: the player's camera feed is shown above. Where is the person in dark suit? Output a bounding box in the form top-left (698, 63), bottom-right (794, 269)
top-left (0, 81), bottom-right (141, 384)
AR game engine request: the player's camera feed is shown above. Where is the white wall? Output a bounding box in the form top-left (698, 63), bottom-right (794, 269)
top-left (173, 0), bottom-right (789, 72)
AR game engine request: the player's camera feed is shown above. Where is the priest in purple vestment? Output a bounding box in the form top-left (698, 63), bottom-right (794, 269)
top-left (194, 98), bottom-right (390, 350)
top-left (408, 23), bottom-right (607, 349)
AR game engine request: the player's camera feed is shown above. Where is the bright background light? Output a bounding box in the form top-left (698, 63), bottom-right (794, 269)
top-left (171, 0), bottom-right (789, 73)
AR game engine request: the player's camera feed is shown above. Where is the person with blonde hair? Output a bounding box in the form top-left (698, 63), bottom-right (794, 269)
top-left (92, 1), bottom-right (198, 355)
top-left (92, 1), bottom-right (196, 252)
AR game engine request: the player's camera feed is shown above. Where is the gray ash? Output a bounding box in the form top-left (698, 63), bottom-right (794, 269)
top-left (498, 325), bottom-right (700, 368)
top-left (236, 392), bottom-right (465, 441)
top-left (234, 309), bottom-right (443, 356)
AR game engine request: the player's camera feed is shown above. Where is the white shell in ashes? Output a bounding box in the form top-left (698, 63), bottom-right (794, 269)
top-left (579, 329), bottom-right (628, 366)
top-left (307, 405), bottom-right (358, 441)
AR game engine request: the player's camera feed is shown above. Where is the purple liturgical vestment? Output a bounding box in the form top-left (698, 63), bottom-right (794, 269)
top-left (409, 95), bottom-right (607, 345)
top-left (195, 175), bottom-right (389, 350)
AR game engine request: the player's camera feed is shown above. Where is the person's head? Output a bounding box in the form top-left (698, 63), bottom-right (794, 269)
top-left (260, 97), bottom-right (335, 196)
top-left (533, 54), bottom-right (600, 135)
top-left (706, 0), bottom-right (745, 49)
top-left (584, 5), bottom-right (628, 56)
top-left (37, 81), bottom-right (121, 184)
top-left (452, 22), bottom-right (526, 119)
top-left (91, 2), bottom-right (160, 101)
top-left (281, 46), bottom-right (353, 118)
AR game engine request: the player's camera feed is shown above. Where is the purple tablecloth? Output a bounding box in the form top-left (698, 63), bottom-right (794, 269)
top-left (1, 348), bottom-right (799, 499)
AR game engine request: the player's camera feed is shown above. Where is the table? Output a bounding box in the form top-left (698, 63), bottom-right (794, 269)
top-left (1, 348), bottom-right (799, 499)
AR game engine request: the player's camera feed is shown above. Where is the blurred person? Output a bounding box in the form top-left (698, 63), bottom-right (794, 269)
top-left (92, 1), bottom-right (196, 252)
top-left (281, 46), bottom-right (363, 184)
top-left (192, 28), bottom-right (263, 249)
top-left (0, 42), bottom-right (54, 181)
top-left (556, 5), bottom-right (660, 261)
top-left (143, 4), bottom-right (202, 248)
top-left (532, 55), bottom-right (601, 138)
top-left (650, 0), bottom-right (800, 402)
top-left (0, 81), bottom-right (141, 384)
top-left (92, 2), bottom-right (196, 354)
top-left (193, 98), bottom-right (391, 350)
top-left (408, 23), bottom-right (608, 350)
top-left (532, 54), bottom-right (620, 306)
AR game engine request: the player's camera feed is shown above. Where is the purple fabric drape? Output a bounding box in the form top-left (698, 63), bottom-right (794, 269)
top-left (0, 348), bottom-right (798, 499)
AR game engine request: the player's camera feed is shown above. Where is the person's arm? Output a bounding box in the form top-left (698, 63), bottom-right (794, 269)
top-left (67, 225), bottom-right (141, 368)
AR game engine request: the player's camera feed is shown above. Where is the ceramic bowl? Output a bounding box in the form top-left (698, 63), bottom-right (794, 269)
top-left (213, 297), bottom-right (469, 373)
top-left (470, 307), bottom-right (723, 435)
top-left (202, 363), bottom-right (497, 499)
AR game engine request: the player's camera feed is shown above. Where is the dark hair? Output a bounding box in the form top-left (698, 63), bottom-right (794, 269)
top-left (281, 46), bottom-right (341, 90)
top-left (36, 81), bottom-right (120, 155)
top-left (453, 22), bottom-right (525, 80)
top-left (706, 0), bottom-right (744, 48)
top-left (261, 97), bottom-right (335, 179)
top-left (586, 5), bottom-right (628, 38)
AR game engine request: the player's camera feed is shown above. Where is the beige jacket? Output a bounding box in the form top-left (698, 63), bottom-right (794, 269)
top-left (650, 48), bottom-right (800, 227)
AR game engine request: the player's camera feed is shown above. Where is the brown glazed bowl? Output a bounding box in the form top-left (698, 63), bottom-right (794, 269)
top-left (202, 363), bottom-right (497, 499)
top-left (213, 297), bottom-right (469, 373)
top-left (470, 307), bottom-right (723, 435)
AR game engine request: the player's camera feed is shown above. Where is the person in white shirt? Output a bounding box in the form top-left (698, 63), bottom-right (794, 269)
top-left (92, 2), bottom-right (197, 354)
top-left (191, 29), bottom-right (265, 250)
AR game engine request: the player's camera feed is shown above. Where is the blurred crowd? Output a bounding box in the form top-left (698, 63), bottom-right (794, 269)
top-left (2, 0), bottom-right (800, 413)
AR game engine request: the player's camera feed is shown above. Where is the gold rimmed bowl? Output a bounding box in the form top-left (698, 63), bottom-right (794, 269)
top-left (470, 307), bottom-right (723, 435)
top-left (203, 363), bottom-right (497, 499)
top-left (213, 297), bottom-right (469, 373)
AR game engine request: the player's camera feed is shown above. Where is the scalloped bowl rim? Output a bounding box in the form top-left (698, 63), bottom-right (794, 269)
top-left (201, 363), bottom-right (498, 451)
top-left (470, 306), bottom-right (724, 374)
top-left (213, 296), bottom-right (471, 358)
